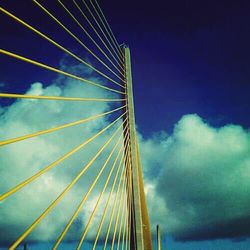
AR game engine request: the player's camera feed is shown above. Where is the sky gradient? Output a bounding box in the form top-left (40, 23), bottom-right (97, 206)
top-left (1, 0), bottom-right (250, 249)
top-left (102, 0), bottom-right (250, 135)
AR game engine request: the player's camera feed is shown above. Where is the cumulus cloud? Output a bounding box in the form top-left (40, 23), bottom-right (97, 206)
top-left (139, 114), bottom-right (250, 241)
top-left (1, 61), bottom-right (250, 246)
top-left (0, 62), bottom-right (123, 245)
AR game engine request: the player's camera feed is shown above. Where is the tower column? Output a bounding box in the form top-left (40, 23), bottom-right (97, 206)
top-left (122, 46), bottom-right (144, 250)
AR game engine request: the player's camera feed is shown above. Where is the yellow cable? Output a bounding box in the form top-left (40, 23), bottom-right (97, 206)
top-left (127, 163), bottom-right (133, 250)
top-left (121, 205), bottom-right (128, 250)
top-left (120, 147), bottom-right (132, 250)
top-left (89, 0), bottom-right (124, 62)
top-left (76, 149), bottom-right (124, 250)
top-left (126, 148), bottom-right (134, 250)
top-left (0, 105), bottom-right (125, 147)
top-left (129, 157), bottom-right (136, 249)
top-left (92, 138), bottom-right (129, 250)
top-left (69, 0), bottom-right (125, 80)
top-left (0, 113), bottom-right (127, 201)
top-left (56, 0), bottom-right (125, 84)
top-left (76, 131), bottom-right (129, 249)
top-left (9, 119), bottom-right (126, 250)
top-left (93, 0), bottom-right (124, 57)
top-left (72, 0), bottom-right (124, 67)
top-left (53, 132), bottom-right (125, 249)
top-left (81, 0), bottom-right (125, 71)
top-left (109, 174), bottom-right (126, 250)
top-left (122, 146), bottom-right (130, 250)
top-left (122, 187), bottom-right (130, 250)
top-left (110, 181), bottom-right (126, 250)
top-left (33, 0), bottom-right (125, 81)
top-left (102, 133), bottom-right (130, 249)
top-left (92, 158), bottom-right (125, 250)
top-left (111, 176), bottom-right (127, 250)
top-left (111, 140), bottom-right (131, 250)
top-left (0, 49), bottom-right (124, 95)
top-left (120, 132), bottom-right (132, 250)
top-left (130, 154), bottom-right (138, 250)
top-left (0, 6), bottom-right (124, 89)
top-left (122, 185), bottom-right (130, 250)
top-left (0, 93), bottom-right (125, 102)
top-left (103, 168), bottom-right (127, 250)
top-left (116, 187), bottom-right (127, 250)
top-left (86, 0), bottom-right (124, 64)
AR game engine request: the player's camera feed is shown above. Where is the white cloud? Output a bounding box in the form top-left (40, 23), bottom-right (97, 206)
top-left (1, 61), bottom-right (250, 246)
top-left (0, 63), bottom-right (124, 245)
top-left (139, 114), bottom-right (250, 241)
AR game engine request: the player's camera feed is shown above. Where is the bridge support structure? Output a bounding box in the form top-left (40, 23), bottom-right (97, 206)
top-left (122, 45), bottom-right (153, 250)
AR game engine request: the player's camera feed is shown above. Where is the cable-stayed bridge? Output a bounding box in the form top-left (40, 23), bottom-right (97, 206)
top-left (0, 1), bottom-right (156, 249)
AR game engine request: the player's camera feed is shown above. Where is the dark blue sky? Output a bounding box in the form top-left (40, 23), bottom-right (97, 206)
top-left (102, 0), bottom-right (250, 135)
top-left (1, 0), bottom-right (250, 136)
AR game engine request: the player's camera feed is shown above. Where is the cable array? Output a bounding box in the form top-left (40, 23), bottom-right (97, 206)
top-left (0, 0), bottom-right (151, 249)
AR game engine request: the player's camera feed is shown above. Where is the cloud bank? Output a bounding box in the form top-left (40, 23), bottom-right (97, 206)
top-left (0, 63), bottom-right (122, 245)
top-left (1, 62), bottom-right (250, 246)
top-left (140, 114), bottom-right (250, 241)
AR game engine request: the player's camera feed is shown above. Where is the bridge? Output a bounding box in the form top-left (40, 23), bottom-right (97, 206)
top-left (0, 1), bottom-right (160, 249)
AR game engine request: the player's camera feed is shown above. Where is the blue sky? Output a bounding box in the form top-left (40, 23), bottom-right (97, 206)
top-left (1, 0), bottom-right (250, 249)
top-left (104, 0), bottom-right (250, 134)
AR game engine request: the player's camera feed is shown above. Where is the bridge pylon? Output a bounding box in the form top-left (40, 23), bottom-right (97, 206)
top-left (122, 45), bottom-right (153, 250)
